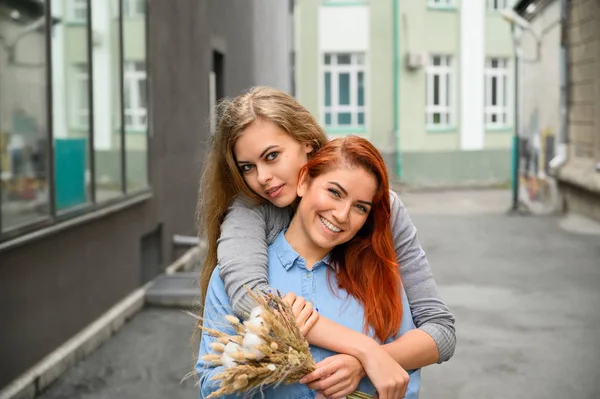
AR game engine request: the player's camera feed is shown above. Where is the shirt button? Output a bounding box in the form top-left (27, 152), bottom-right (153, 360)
top-left (305, 272), bottom-right (311, 278)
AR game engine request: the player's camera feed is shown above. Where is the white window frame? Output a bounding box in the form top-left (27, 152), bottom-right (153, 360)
top-left (123, 0), bottom-right (145, 18)
top-left (426, 54), bottom-right (454, 128)
top-left (321, 52), bottom-right (366, 129)
top-left (484, 57), bottom-right (510, 128)
top-left (428, 0), bottom-right (455, 7)
top-left (124, 61), bottom-right (147, 130)
top-left (70, 0), bottom-right (87, 22)
top-left (486, 0), bottom-right (508, 11)
top-left (71, 64), bottom-right (89, 129)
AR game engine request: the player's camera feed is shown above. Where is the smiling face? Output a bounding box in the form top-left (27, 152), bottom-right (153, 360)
top-left (233, 119), bottom-right (313, 208)
top-left (288, 163), bottom-right (378, 259)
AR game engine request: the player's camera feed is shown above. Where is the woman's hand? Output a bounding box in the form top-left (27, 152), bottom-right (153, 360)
top-left (358, 343), bottom-right (410, 399)
top-left (300, 354), bottom-right (365, 399)
top-left (282, 292), bottom-right (319, 336)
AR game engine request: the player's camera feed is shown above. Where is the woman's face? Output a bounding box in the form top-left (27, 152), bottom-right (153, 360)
top-left (294, 164), bottom-right (378, 253)
top-left (234, 119), bottom-right (313, 208)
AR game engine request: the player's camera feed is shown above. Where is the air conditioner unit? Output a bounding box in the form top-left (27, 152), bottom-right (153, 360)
top-left (405, 52), bottom-right (425, 70)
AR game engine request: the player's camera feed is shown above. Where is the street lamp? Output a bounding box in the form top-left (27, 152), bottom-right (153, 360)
top-left (500, 8), bottom-right (541, 213)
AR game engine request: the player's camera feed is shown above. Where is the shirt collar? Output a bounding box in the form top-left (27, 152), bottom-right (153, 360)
top-left (271, 230), bottom-right (332, 271)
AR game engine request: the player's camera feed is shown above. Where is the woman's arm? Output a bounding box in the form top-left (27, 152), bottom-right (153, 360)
top-left (197, 270), bottom-right (242, 399)
top-left (306, 316), bottom-right (437, 370)
top-left (217, 197), bottom-right (292, 315)
top-left (389, 190), bottom-right (456, 363)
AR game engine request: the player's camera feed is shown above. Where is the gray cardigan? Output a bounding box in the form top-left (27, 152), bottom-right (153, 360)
top-left (217, 190), bottom-right (456, 363)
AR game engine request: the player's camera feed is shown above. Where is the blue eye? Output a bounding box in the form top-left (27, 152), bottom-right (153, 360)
top-left (240, 164), bottom-right (254, 173)
top-left (266, 151), bottom-right (279, 161)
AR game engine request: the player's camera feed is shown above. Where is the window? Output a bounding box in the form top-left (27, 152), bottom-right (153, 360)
top-left (426, 55), bottom-right (454, 127)
top-left (484, 58), bottom-right (509, 127)
top-left (124, 62), bottom-right (147, 130)
top-left (322, 53), bottom-right (366, 128)
top-left (123, 3), bottom-right (149, 192)
top-left (71, 64), bottom-right (89, 129)
top-left (487, 0), bottom-right (508, 11)
top-left (428, 0), bottom-right (455, 7)
top-left (0, 0), bottom-right (149, 238)
top-left (70, 0), bottom-right (88, 22)
top-left (124, 0), bottom-right (145, 18)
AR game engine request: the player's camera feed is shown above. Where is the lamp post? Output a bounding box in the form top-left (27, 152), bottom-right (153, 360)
top-left (500, 9), bottom-right (539, 213)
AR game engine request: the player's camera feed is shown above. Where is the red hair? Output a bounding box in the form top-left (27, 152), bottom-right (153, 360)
top-left (300, 136), bottom-right (402, 342)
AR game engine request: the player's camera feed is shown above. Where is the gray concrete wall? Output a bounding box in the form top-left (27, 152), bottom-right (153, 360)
top-left (252, 0), bottom-right (293, 92)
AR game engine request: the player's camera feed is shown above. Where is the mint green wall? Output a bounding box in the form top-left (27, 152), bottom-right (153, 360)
top-left (368, 0), bottom-right (394, 150)
top-left (398, 3), bottom-right (460, 152)
top-left (402, 149), bottom-right (511, 186)
top-left (295, 0), bottom-right (320, 117)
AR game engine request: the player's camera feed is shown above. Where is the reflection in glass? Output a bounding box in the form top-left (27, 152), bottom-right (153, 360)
top-left (92, 0), bottom-right (123, 201)
top-left (52, 0), bottom-right (92, 212)
top-left (0, 3), bottom-right (50, 230)
top-left (123, 1), bottom-right (148, 191)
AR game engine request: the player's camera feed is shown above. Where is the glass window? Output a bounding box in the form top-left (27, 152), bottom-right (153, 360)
top-left (70, 0), bottom-right (88, 22)
top-left (486, 0), bottom-right (508, 11)
top-left (1, 4), bottom-right (51, 230)
top-left (91, 0), bottom-right (123, 201)
top-left (321, 53), bottom-right (366, 128)
top-left (0, 0), bottom-right (150, 238)
top-left (123, 2), bottom-right (149, 192)
top-left (52, 0), bottom-right (92, 212)
top-left (426, 54), bottom-right (454, 127)
top-left (484, 57), bottom-right (510, 127)
top-left (124, 0), bottom-right (145, 18)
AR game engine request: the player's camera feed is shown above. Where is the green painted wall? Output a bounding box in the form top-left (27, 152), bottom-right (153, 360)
top-left (398, 3), bottom-right (460, 153)
top-left (402, 149), bottom-right (511, 187)
top-left (368, 0), bottom-right (394, 151)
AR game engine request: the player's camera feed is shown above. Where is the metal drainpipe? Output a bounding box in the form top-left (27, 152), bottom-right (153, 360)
top-left (550, 0), bottom-right (569, 170)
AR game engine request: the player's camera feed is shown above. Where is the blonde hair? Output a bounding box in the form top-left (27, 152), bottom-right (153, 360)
top-left (197, 86), bottom-right (328, 302)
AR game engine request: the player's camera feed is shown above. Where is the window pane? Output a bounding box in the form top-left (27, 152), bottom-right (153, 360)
top-left (357, 72), bottom-right (364, 106)
top-left (358, 112), bottom-right (365, 126)
top-left (1, 6), bottom-right (51, 230)
top-left (52, 3), bottom-right (93, 212)
top-left (324, 54), bottom-right (331, 65)
top-left (337, 54), bottom-right (351, 65)
top-left (432, 56), bottom-right (441, 66)
top-left (503, 76), bottom-right (507, 107)
top-left (338, 113), bottom-right (352, 125)
top-left (433, 75), bottom-right (440, 105)
top-left (491, 76), bottom-right (497, 105)
top-left (92, 0), bottom-right (123, 201)
top-left (446, 73), bottom-right (451, 107)
top-left (324, 72), bottom-right (331, 107)
top-left (325, 112), bottom-right (332, 126)
top-left (433, 113), bottom-right (441, 124)
top-left (356, 53), bottom-right (365, 65)
top-left (339, 73), bottom-right (350, 105)
top-left (123, 0), bottom-right (149, 191)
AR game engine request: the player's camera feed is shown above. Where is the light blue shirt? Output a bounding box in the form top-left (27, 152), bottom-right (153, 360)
top-left (197, 230), bottom-right (421, 399)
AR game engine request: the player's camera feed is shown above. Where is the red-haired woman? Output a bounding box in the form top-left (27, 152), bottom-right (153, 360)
top-left (198, 137), bottom-right (421, 399)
